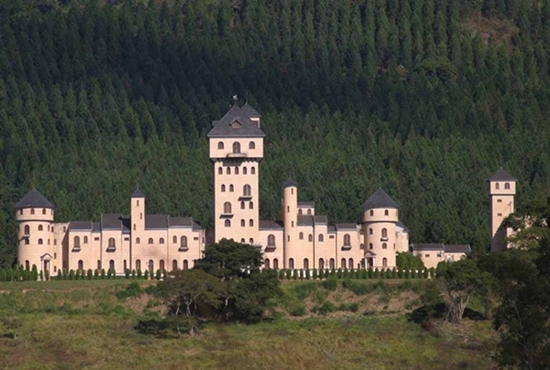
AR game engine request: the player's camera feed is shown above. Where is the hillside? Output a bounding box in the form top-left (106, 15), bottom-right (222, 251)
top-left (0, 0), bottom-right (550, 265)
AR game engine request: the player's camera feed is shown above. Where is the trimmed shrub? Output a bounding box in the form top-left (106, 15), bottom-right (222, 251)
top-left (322, 277), bottom-right (338, 291)
top-left (131, 269), bottom-right (136, 279)
top-left (337, 268), bottom-right (342, 279)
top-left (125, 269), bottom-right (130, 279)
top-left (144, 270), bottom-right (149, 280)
top-left (299, 269), bottom-right (303, 280)
top-left (293, 269), bottom-right (298, 280)
top-left (56, 269), bottom-right (62, 280)
top-left (429, 267), bottom-right (435, 278)
top-left (100, 269), bottom-right (106, 279)
top-left (373, 268), bottom-right (380, 279)
top-left (306, 269), bottom-right (311, 280)
top-left (278, 269), bottom-right (285, 280)
top-left (62, 269), bottom-right (67, 280)
top-left (343, 268), bottom-right (349, 279)
top-left (368, 268), bottom-right (373, 278)
top-left (76, 269), bottom-right (81, 280)
top-left (31, 265), bottom-right (38, 281)
top-left (87, 269), bottom-right (93, 280)
top-left (107, 269), bottom-right (112, 279)
top-left (137, 269), bottom-right (142, 279)
top-left (330, 268), bottom-right (336, 277)
top-left (423, 269), bottom-right (429, 279)
top-left (312, 269), bottom-right (317, 280)
top-left (285, 269), bottom-right (291, 280)
top-left (318, 268), bottom-right (324, 280)
top-left (39, 270), bottom-right (44, 281)
top-left (68, 270), bottom-right (75, 280)
top-left (405, 269), bottom-right (411, 279)
top-left (155, 269), bottom-right (161, 281)
top-left (94, 269), bottom-right (99, 279)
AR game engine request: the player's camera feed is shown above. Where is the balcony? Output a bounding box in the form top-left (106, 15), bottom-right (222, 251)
top-left (178, 246), bottom-right (189, 252)
top-left (226, 152), bottom-right (246, 158)
top-left (220, 213), bottom-right (233, 218)
top-left (106, 246), bottom-right (116, 253)
top-left (72, 246), bottom-right (81, 252)
top-left (380, 237), bottom-right (389, 242)
top-left (265, 243), bottom-right (276, 251)
top-left (239, 195), bottom-right (253, 200)
top-left (341, 244), bottom-right (352, 251)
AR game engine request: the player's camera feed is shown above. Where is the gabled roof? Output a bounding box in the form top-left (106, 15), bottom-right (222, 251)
top-left (335, 223), bottom-right (358, 230)
top-left (298, 201), bottom-right (315, 207)
top-left (313, 215), bottom-right (327, 225)
top-left (69, 221), bottom-right (93, 231)
top-left (361, 189), bottom-right (399, 210)
top-left (131, 188), bottom-right (146, 198)
top-left (101, 214), bottom-right (123, 230)
top-left (283, 179), bottom-right (298, 188)
top-left (169, 217), bottom-right (194, 228)
top-left (259, 220), bottom-right (284, 230)
top-left (489, 168), bottom-right (516, 182)
top-left (208, 104), bottom-right (265, 138)
top-left (396, 221), bottom-right (410, 233)
top-left (297, 215), bottom-right (313, 226)
top-left (444, 244), bottom-right (471, 253)
top-left (145, 215), bottom-right (168, 230)
top-left (15, 189), bottom-right (54, 209)
top-left (411, 243), bottom-right (444, 251)
top-left (240, 103), bottom-right (261, 118)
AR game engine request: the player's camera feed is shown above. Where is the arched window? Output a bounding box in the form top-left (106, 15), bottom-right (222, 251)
top-left (180, 236), bottom-right (188, 249)
top-left (148, 238), bottom-right (153, 244)
top-left (299, 232), bottom-right (304, 240)
top-left (289, 258), bottom-right (294, 269)
top-left (264, 259), bottom-right (270, 269)
top-left (308, 234), bottom-right (313, 242)
top-left (24, 225), bottom-right (30, 235)
top-left (123, 260), bottom-right (127, 272)
top-left (108, 238), bottom-right (116, 249)
top-left (109, 260), bottom-right (115, 271)
top-left (249, 141), bottom-right (255, 149)
top-left (226, 167), bottom-right (231, 175)
top-left (382, 243), bottom-right (387, 249)
top-left (495, 183), bottom-right (500, 190)
top-left (369, 243), bottom-right (373, 249)
top-left (307, 209), bottom-right (312, 215)
top-left (229, 184), bottom-right (234, 192)
top-left (249, 238), bottom-right (254, 244)
top-left (370, 210), bottom-right (374, 216)
top-left (249, 202), bottom-right (254, 209)
top-left (273, 258), bottom-right (279, 269)
top-left (97, 260), bottom-right (102, 270)
top-left (38, 225), bottom-right (43, 231)
top-left (384, 210), bottom-right (389, 216)
top-left (319, 259), bottom-right (324, 269)
top-left (25, 261), bottom-right (29, 270)
top-left (268, 234), bottom-right (275, 246)
top-left (251, 167), bottom-right (256, 175)
top-left (84, 236), bottom-right (88, 244)
top-left (38, 238), bottom-right (43, 245)
top-left (299, 209), bottom-right (303, 215)
top-left (224, 202), bottom-right (232, 214)
top-left (78, 260), bottom-right (83, 270)
top-left (360, 243), bottom-right (364, 249)
top-left (172, 260), bottom-right (177, 271)
top-left (173, 236), bottom-right (177, 243)
top-left (329, 258), bottom-right (335, 269)
top-left (241, 201), bottom-right (245, 209)
top-left (369, 228), bottom-right (373, 235)
top-left (341, 258), bottom-right (346, 269)
top-left (243, 167), bottom-right (247, 174)
top-left (241, 219), bottom-right (245, 227)
top-left (136, 237), bottom-right (140, 244)
top-left (218, 167), bottom-right (223, 175)
top-left (148, 260), bottom-right (154, 272)
top-left (183, 260), bottom-right (188, 269)
top-left (74, 236), bottom-right (80, 249)
top-left (225, 219), bottom-right (231, 227)
top-left (218, 142), bottom-right (226, 150)
top-left (31, 209), bottom-right (35, 215)
top-left (233, 142), bottom-right (241, 153)
top-left (318, 234), bottom-right (324, 242)
top-left (159, 260), bottom-right (165, 272)
top-left (382, 258), bottom-right (388, 267)
top-left (382, 228), bottom-right (388, 238)
top-left (221, 184), bottom-right (226, 192)
top-left (505, 182), bottom-right (510, 190)
top-left (241, 238), bottom-right (245, 243)
top-left (159, 238), bottom-right (164, 244)
top-left (243, 184), bottom-right (251, 196)
top-left (349, 258), bottom-right (354, 269)
top-left (304, 258), bottom-right (309, 270)
top-left (136, 260), bottom-right (141, 271)
top-left (249, 219), bottom-right (254, 227)
top-left (235, 167), bottom-right (239, 175)
top-left (344, 234), bottom-right (351, 245)
top-left (42, 208), bottom-right (46, 215)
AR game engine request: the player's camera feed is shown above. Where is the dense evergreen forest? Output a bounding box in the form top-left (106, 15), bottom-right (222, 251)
top-left (0, 0), bottom-right (549, 266)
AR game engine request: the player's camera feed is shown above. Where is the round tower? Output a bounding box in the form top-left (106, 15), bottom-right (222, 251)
top-left (15, 189), bottom-right (55, 274)
top-left (282, 179), bottom-right (298, 269)
top-left (362, 189), bottom-right (399, 270)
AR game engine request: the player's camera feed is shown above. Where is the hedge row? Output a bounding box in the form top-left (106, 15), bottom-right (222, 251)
top-left (0, 265), bottom-right (43, 281)
top-left (53, 269), bottom-right (168, 280)
top-left (274, 267), bottom-right (436, 280)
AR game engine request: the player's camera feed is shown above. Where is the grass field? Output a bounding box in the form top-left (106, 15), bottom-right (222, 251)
top-left (0, 279), bottom-right (497, 369)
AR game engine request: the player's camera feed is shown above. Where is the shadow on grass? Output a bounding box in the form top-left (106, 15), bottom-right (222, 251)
top-left (135, 319), bottom-right (177, 338)
top-left (407, 304), bottom-right (485, 326)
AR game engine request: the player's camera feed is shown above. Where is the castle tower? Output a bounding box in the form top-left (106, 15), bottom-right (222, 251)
top-left (131, 188), bottom-right (146, 234)
top-left (208, 101), bottom-right (265, 244)
top-left (15, 189), bottom-right (55, 274)
top-left (282, 179), bottom-right (298, 269)
top-left (489, 168), bottom-right (516, 252)
top-left (362, 189), bottom-right (399, 269)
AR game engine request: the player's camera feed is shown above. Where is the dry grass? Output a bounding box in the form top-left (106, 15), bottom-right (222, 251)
top-left (461, 13), bottom-right (519, 49)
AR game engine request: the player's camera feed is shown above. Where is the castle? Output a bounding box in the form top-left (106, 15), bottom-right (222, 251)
top-left (15, 103), bottom-right (516, 274)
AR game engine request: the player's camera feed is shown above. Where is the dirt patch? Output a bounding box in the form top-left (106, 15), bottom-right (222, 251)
top-left (461, 13), bottom-right (519, 49)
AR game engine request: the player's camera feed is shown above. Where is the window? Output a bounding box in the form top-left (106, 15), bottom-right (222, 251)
top-left (287, 235), bottom-right (290, 242)
top-left (221, 184), bottom-right (226, 192)
top-left (109, 260), bottom-right (115, 271)
top-left (241, 238), bottom-right (245, 243)
top-left (273, 258), bottom-right (279, 269)
top-left (54, 253), bottom-right (56, 259)
top-left (136, 260), bottom-right (141, 271)
top-left (225, 219), bottom-right (231, 227)
top-left (249, 202), bottom-right (254, 209)
top-left (384, 210), bottom-right (389, 216)
top-left (425, 254), bottom-right (430, 258)
top-left (243, 167), bottom-right (247, 174)
top-left (241, 201), bottom-right (245, 209)
top-left (226, 167), bottom-right (231, 175)
top-left (249, 238), bottom-right (254, 244)
top-left (303, 258), bottom-right (309, 270)
top-left (382, 228), bottom-right (388, 238)
top-left (289, 258), bottom-right (294, 269)
top-left (299, 232), bottom-right (304, 240)
top-left (495, 183), bottom-right (500, 190)
top-left (24, 225), bottom-right (30, 235)
top-left (159, 238), bottom-right (164, 244)
top-left (268, 234), bottom-right (275, 246)
top-left (218, 167), bottom-right (223, 175)
top-left (136, 237), bottom-right (140, 244)
top-left (249, 219), bottom-right (254, 227)
top-left (148, 238), bottom-right (153, 244)
top-left (78, 260), bottom-right (83, 270)
top-left (48, 239), bottom-right (50, 245)
top-left (299, 209), bottom-right (303, 215)
top-left (108, 238), bottom-right (116, 249)
top-left (183, 260), bottom-right (188, 269)
top-left (369, 228), bottom-right (373, 235)
top-left (497, 213), bottom-right (502, 217)
top-left (382, 243), bottom-right (387, 249)
top-left (224, 202), bottom-right (232, 214)
top-left (97, 260), bottom-right (102, 270)
top-left (38, 225), bottom-right (43, 231)
top-left (172, 236), bottom-right (177, 243)
top-left (19, 209), bottom-right (22, 215)
top-left (25, 261), bottom-right (29, 270)
top-left (180, 236), bottom-right (188, 249)
top-left (137, 200), bottom-right (140, 206)
top-left (369, 243), bottom-right (373, 249)
top-left (241, 219), bottom-right (245, 227)
top-left (42, 208), bottom-right (46, 214)
top-left (31, 208), bottom-right (35, 215)
top-left (249, 141), bottom-right (255, 149)
top-left (251, 167), bottom-right (256, 175)
top-left (344, 234), bottom-right (351, 246)
top-left (38, 238), bottom-right (43, 245)
top-left (148, 260), bottom-right (154, 272)
top-left (341, 258), bottom-right (346, 269)
top-left (307, 209), bottom-right (312, 215)
top-left (74, 236), bottom-right (80, 249)
top-left (218, 142), bottom-right (224, 150)
top-left (25, 238), bottom-right (30, 245)
top-left (123, 260), bottom-right (127, 272)
top-left (329, 258), bottom-right (335, 269)
top-left (243, 184), bottom-right (251, 196)
top-left (159, 260), bottom-right (165, 272)
top-left (233, 142), bottom-right (241, 153)
top-left (264, 259), bottom-right (270, 269)
top-left (84, 236), bottom-right (88, 244)
top-left (497, 199), bottom-right (502, 203)
top-left (235, 167), bottom-right (239, 175)
top-left (319, 259), bottom-right (324, 269)
top-left (308, 234), bottom-right (313, 242)
top-left (291, 221), bottom-right (294, 227)
top-left (318, 234), bottom-right (324, 242)
top-left (370, 210), bottom-right (374, 216)
top-left (172, 260), bottom-right (177, 271)
top-left (505, 182), bottom-right (510, 190)
top-left (229, 184), bottom-right (234, 192)
top-left (360, 243), bottom-right (364, 249)
top-left (349, 258), bottom-right (354, 269)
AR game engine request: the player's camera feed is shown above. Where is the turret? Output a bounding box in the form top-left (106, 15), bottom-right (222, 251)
top-left (361, 189), bottom-right (399, 269)
top-left (15, 189), bottom-right (55, 273)
top-left (282, 179), bottom-right (298, 269)
top-left (131, 188), bottom-right (146, 235)
top-left (489, 168), bottom-right (516, 252)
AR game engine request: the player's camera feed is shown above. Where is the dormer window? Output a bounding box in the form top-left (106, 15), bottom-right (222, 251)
top-left (231, 120), bottom-right (241, 129)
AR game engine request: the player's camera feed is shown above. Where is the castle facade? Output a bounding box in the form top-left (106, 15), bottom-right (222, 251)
top-left (15, 103), bottom-right (515, 274)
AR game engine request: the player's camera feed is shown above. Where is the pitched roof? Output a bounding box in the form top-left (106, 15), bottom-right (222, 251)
top-left (283, 179), bottom-right (298, 188)
top-left (411, 243), bottom-right (444, 251)
top-left (240, 103), bottom-right (261, 118)
top-left (69, 221), bottom-right (93, 231)
top-left (396, 221), bottom-right (410, 233)
top-left (145, 214), bottom-right (168, 230)
top-left (208, 104), bottom-right (265, 138)
top-left (101, 214), bottom-right (123, 230)
top-left (489, 168), bottom-right (516, 182)
top-left (298, 201), bottom-right (315, 207)
top-left (361, 189), bottom-right (399, 210)
top-left (169, 217), bottom-right (194, 228)
top-left (297, 215), bottom-right (313, 226)
top-left (259, 220), bottom-right (284, 230)
top-left (313, 215), bottom-right (328, 225)
top-left (335, 223), bottom-right (358, 230)
top-left (131, 188), bottom-right (146, 198)
top-left (444, 244), bottom-right (471, 253)
top-left (15, 189), bottom-right (54, 209)
top-left (327, 225), bottom-right (336, 233)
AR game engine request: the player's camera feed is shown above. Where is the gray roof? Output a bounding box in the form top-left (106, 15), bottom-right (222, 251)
top-left (131, 188), bottom-right (146, 198)
top-left (411, 243), bottom-right (444, 251)
top-left (169, 217), bottom-right (194, 228)
top-left (489, 168), bottom-right (516, 182)
top-left (101, 214), bottom-right (123, 230)
top-left (297, 215), bottom-right (314, 227)
top-left (192, 222), bottom-right (202, 231)
top-left (69, 221), bottom-right (93, 231)
top-left (208, 104), bottom-right (265, 138)
top-left (396, 221), bottom-right (410, 233)
top-left (298, 202), bottom-right (315, 207)
top-left (335, 223), bottom-right (358, 230)
top-left (259, 220), bottom-right (284, 230)
top-left (361, 189), bottom-right (399, 210)
top-left (15, 189), bottom-right (55, 209)
top-left (145, 215), bottom-right (168, 230)
top-left (313, 215), bottom-right (327, 225)
top-left (327, 225), bottom-right (336, 233)
top-left (283, 179), bottom-right (298, 188)
top-left (444, 244), bottom-right (471, 253)
top-left (92, 222), bottom-right (101, 233)
top-left (240, 103), bottom-right (261, 118)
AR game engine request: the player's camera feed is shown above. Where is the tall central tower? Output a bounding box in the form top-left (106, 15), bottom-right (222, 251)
top-left (208, 102), bottom-right (265, 244)
top-left (489, 168), bottom-right (516, 252)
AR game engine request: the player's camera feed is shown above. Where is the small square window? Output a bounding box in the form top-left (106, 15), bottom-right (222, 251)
top-left (497, 213), bottom-right (502, 216)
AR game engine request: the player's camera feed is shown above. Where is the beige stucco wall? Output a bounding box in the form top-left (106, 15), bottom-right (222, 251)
top-left (17, 208), bottom-right (54, 273)
top-left (259, 228), bottom-right (284, 269)
top-left (209, 138), bottom-right (264, 159)
top-left (282, 185), bottom-right (298, 269)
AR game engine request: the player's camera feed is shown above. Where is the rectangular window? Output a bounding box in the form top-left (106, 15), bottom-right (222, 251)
top-left (329, 235), bottom-right (335, 239)
top-left (425, 254), bottom-right (430, 258)
top-left (497, 213), bottom-right (502, 216)
top-left (497, 199), bottom-right (502, 203)
top-left (193, 237), bottom-right (199, 240)
top-left (95, 237), bottom-right (100, 241)
top-left (124, 237), bottom-right (129, 241)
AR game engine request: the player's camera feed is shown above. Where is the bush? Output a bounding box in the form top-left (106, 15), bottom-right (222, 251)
top-left (337, 268), bottom-right (342, 279)
top-left (290, 305), bottom-right (306, 317)
top-left (87, 269), bottom-right (93, 280)
top-left (278, 269), bottom-right (285, 280)
top-left (116, 282), bottom-right (143, 299)
top-left (293, 269), bottom-right (298, 280)
top-left (429, 268), bottom-right (435, 278)
top-left (299, 269), bottom-right (303, 280)
top-left (137, 269), bottom-right (142, 279)
top-left (31, 265), bottom-right (38, 281)
top-left (343, 279), bottom-right (374, 295)
top-left (318, 268), bottom-right (324, 280)
top-left (330, 268), bottom-right (335, 277)
top-left (107, 269), bottom-right (112, 279)
top-left (68, 270), bottom-right (75, 280)
top-left (57, 269), bottom-right (62, 280)
top-left (322, 277), bottom-right (338, 291)
top-left (62, 269), bottom-right (67, 280)
top-left (373, 268), bottom-right (380, 279)
top-left (94, 269), bottom-right (99, 279)
top-left (131, 269), bottom-right (136, 279)
top-left (285, 269), bottom-right (291, 280)
top-left (75, 269), bottom-right (81, 280)
top-left (306, 269), bottom-right (311, 280)
top-left (314, 301), bottom-right (336, 315)
top-left (155, 269), bottom-right (161, 281)
top-left (39, 270), bottom-right (44, 281)
top-left (423, 269), bottom-right (429, 279)
top-left (125, 269), bottom-right (130, 279)
top-left (101, 269), bottom-right (106, 279)
top-left (144, 270), bottom-right (149, 280)
top-left (312, 269), bottom-right (318, 280)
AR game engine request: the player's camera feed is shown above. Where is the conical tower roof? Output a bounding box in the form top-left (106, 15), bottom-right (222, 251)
top-left (15, 189), bottom-right (54, 209)
top-left (283, 179), bottom-right (298, 188)
top-left (131, 188), bottom-right (146, 198)
top-left (361, 189), bottom-right (399, 210)
top-left (489, 168), bottom-right (516, 182)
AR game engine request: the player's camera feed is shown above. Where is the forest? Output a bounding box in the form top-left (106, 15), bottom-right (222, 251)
top-left (0, 0), bottom-right (549, 266)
